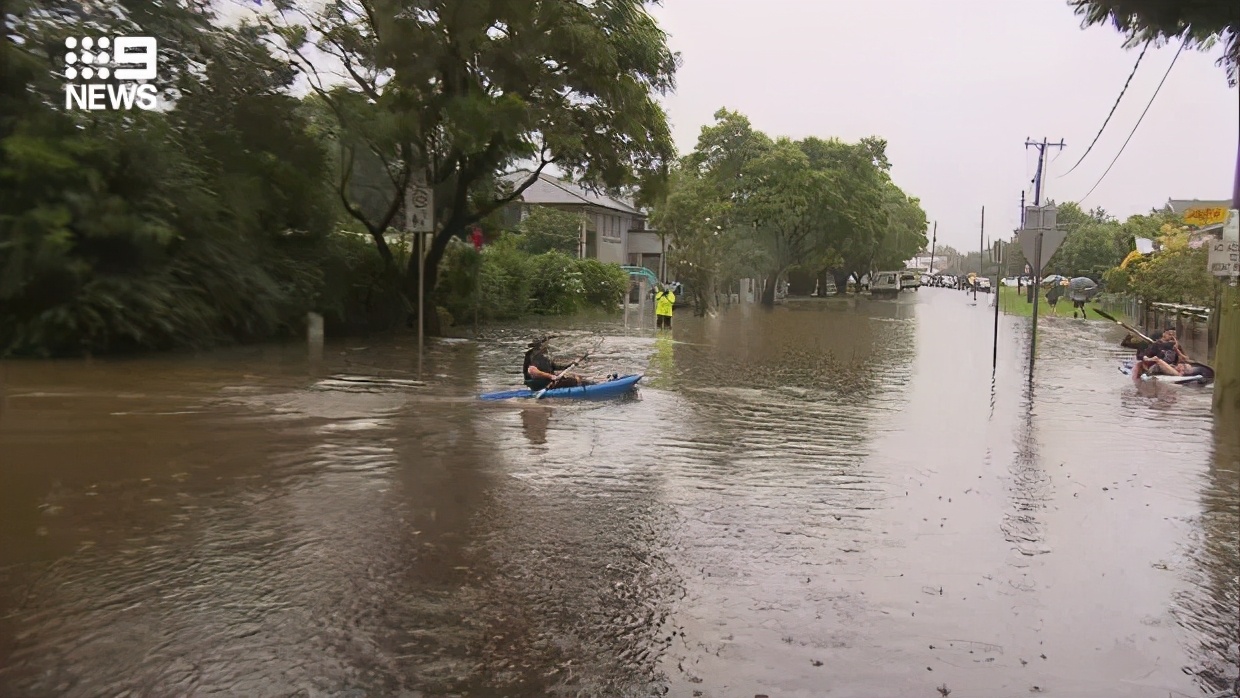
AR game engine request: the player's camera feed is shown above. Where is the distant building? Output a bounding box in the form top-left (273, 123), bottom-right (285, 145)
top-left (501, 172), bottom-right (666, 278)
top-left (905, 250), bottom-right (948, 275)
top-left (1165, 198), bottom-right (1231, 249)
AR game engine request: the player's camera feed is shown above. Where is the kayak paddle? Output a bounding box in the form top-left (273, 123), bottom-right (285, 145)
top-left (533, 359), bottom-right (580, 399)
top-left (1093, 308), bottom-right (1153, 343)
top-left (533, 339), bottom-right (602, 399)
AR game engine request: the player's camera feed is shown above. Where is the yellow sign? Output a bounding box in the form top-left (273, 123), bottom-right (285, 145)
top-left (1183, 206), bottom-right (1228, 227)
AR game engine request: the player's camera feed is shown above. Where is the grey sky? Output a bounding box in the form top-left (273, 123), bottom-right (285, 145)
top-left (649, 0), bottom-right (1239, 251)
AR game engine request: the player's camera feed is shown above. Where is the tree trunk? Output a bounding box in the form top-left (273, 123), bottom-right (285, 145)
top-left (787, 269), bottom-right (814, 296)
top-left (831, 270), bottom-right (851, 296)
top-left (761, 272), bottom-right (778, 306)
top-left (406, 224), bottom-right (462, 336)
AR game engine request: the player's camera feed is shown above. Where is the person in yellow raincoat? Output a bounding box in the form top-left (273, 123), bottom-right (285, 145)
top-left (655, 283), bottom-right (675, 329)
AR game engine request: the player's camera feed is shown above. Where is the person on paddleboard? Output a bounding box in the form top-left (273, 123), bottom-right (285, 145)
top-left (1132, 328), bottom-right (1198, 379)
top-left (523, 338), bottom-right (594, 391)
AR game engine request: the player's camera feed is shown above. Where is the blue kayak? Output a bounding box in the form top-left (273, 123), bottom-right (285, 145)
top-left (479, 374), bottom-right (642, 401)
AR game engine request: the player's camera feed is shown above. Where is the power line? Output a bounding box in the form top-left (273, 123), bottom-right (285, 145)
top-left (1059, 39), bottom-right (1152, 178)
top-left (1078, 40), bottom-right (1185, 205)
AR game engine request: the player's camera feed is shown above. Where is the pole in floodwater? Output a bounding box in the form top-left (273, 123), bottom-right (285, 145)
top-left (975, 206), bottom-right (984, 302)
top-left (993, 238), bottom-right (1001, 372)
top-left (928, 221), bottom-right (937, 276)
top-left (1029, 230), bottom-right (1044, 381)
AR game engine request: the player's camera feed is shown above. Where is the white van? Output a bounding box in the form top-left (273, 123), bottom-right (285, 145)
top-left (870, 271), bottom-right (900, 298)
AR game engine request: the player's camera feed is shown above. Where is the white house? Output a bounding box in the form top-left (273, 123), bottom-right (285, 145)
top-left (904, 250), bottom-right (943, 275)
top-left (503, 171), bottom-right (667, 279)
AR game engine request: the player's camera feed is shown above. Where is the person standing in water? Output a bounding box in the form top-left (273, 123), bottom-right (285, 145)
top-left (655, 283), bottom-right (676, 330)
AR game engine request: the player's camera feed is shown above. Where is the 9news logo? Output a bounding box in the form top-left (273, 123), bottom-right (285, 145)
top-left (63, 36), bottom-right (159, 111)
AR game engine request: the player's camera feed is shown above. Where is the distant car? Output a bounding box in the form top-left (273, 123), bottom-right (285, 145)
top-left (1001, 277), bottom-right (1019, 287)
top-left (975, 277), bottom-right (992, 293)
top-left (899, 271), bottom-right (920, 291)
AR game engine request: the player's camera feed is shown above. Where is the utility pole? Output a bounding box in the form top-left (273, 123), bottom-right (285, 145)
top-left (975, 207), bottom-right (984, 302)
top-left (1021, 138), bottom-right (1066, 384)
top-left (1025, 138), bottom-right (1066, 206)
top-left (928, 221), bottom-right (937, 276)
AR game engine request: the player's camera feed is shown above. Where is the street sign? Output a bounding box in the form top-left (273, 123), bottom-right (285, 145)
top-left (1209, 239), bottom-right (1239, 277)
top-left (406, 185), bottom-right (433, 233)
top-left (1017, 227), bottom-right (1067, 273)
top-left (1184, 205), bottom-right (1229, 227)
top-left (991, 239), bottom-right (1004, 264)
top-left (1024, 205), bottom-right (1058, 230)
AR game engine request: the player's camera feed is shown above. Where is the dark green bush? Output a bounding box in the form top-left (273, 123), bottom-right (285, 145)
top-left (528, 250), bottom-right (584, 315)
top-left (577, 258), bottom-right (628, 311)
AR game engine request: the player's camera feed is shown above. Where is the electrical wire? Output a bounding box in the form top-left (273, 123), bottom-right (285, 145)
top-left (1059, 39), bottom-right (1152, 178)
top-left (1078, 40), bottom-right (1185, 205)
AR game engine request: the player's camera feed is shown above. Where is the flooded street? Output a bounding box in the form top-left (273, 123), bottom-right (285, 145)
top-left (1, 289), bottom-right (1237, 697)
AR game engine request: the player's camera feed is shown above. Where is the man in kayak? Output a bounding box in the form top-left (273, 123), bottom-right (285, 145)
top-left (523, 338), bottom-right (594, 391)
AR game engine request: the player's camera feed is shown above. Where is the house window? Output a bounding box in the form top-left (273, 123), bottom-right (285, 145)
top-left (602, 214), bottom-right (621, 242)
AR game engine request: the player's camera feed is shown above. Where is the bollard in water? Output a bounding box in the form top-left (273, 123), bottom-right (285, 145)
top-left (307, 312), bottom-right (324, 361)
top-left (638, 277), bottom-right (649, 328)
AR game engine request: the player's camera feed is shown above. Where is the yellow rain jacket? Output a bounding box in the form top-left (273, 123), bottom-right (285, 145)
top-left (655, 288), bottom-right (676, 316)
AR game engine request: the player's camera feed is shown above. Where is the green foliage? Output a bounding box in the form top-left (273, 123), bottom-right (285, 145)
top-left (516, 207), bottom-right (583, 256)
top-left (655, 109), bottom-right (927, 306)
top-left (1068, 0), bottom-right (1237, 85)
top-left (434, 235), bottom-right (626, 323)
top-left (528, 251), bottom-right (585, 315)
top-left (261, 0), bottom-right (681, 315)
top-left (1124, 231), bottom-right (1219, 305)
top-left (477, 239), bottom-right (534, 322)
top-left (432, 239), bottom-right (483, 326)
top-left (576, 258), bottom-right (629, 311)
top-left (0, 0), bottom-right (405, 356)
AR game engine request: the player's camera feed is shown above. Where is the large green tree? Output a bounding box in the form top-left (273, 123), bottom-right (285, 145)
top-left (1, 0), bottom-right (343, 355)
top-left (262, 0), bottom-right (680, 333)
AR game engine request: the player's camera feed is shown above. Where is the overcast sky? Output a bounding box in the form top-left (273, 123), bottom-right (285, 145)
top-left (648, 0), bottom-right (1239, 251)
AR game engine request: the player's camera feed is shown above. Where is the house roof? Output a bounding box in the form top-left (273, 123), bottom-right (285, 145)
top-left (1165, 198), bottom-right (1231, 215)
top-left (503, 171), bottom-right (642, 216)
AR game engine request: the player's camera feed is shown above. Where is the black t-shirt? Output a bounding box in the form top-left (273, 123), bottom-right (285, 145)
top-left (523, 351), bottom-right (559, 380)
top-left (1139, 340), bottom-right (1178, 363)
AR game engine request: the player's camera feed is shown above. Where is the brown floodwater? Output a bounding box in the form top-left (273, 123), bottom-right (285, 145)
top-left (1, 289), bottom-right (1236, 697)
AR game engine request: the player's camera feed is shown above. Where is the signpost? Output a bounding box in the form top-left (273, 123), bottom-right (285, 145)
top-left (407, 173), bottom-right (434, 377)
top-left (1016, 205), bottom-right (1066, 380)
top-left (991, 239), bottom-right (1004, 371)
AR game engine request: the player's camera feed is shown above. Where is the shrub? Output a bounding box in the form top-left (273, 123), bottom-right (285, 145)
top-left (528, 250), bottom-right (584, 315)
top-left (577, 258), bottom-right (628, 311)
top-left (478, 237), bottom-right (533, 320)
top-left (434, 238), bottom-right (482, 325)
top-left (515, 206), bottom-right (583, 255)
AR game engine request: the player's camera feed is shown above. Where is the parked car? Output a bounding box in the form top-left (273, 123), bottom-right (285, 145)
top-left (899, 271), bottom-right (920, 291)
top-left (870, 271), bottom-right (900, 298)
top-left (975, 277), bottom-right (992, 293)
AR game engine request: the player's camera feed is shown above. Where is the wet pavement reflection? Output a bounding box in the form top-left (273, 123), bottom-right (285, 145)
top-left (1, 289), bottom-right (1236, 697)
